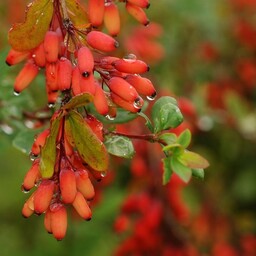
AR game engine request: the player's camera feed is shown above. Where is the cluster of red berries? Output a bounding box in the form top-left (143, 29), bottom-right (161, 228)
top-left (4, 0), bottom-right (159, 240)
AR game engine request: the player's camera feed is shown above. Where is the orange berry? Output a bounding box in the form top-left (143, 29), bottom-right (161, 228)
top-left (5, 48), bottom-right (29, 66)
top-left (31, 129), bottom-right (50, 157)
top-left (34, 180), bottom-right (55, 214)
top-left (80, 73), bottom-right (96, 95)
top-left (45, 62), bottom-right (58, 91)
top-left (33, 43), bottom-right (46, 67)
top-left (94, 83), bottom-right (109, 116)
top-left (104, 2), bottom-right (120, 36)
top-left (125, 74), bottom-right (156, 98)
top-left (113, 58), bottom-right (149, 74)
top-left (108, 77), bottom-right (139, 102)
top-left (111, 92), bottom-right (142, 113)
top-left (75, 169), bottom-right (95, 200)
top-left (72, 192), bottom-right (92, 220)
top-left (71, 67), bottom-right (81, 96)
top-left (44, 31), bottom-right (60, 63)
top-left (88, 0), bottom-right (105, 27)
top-left (126, 2), bottom-right (149, 26)
top-left (22, 201), bottom-right (34, 218)
top-left (60, 168), bottom-right (77, 204)
top-left (57, 57), bottom-right (73, 91)
top-left (44, 209), bottom-right (52, 234)
top-left (87, 31), bottom-right (119, 52)
top-left (50, 203), bottom-right (68, 241)
top-left (22, 159), bottom-right (40, 191)
top-left (77, 46), bottom-right (94, 77)
top-left (14, 60), bottom-right (39, 94)
top-left (127, 0), bottom-right (150, 9)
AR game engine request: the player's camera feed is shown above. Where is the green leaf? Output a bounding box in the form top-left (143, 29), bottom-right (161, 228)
top-left (178, 151), bottom-right (209, 169)
top-left (8, 0), bottom-right (54, 51)
top-left (39, 113), bottom-right (62, 178)
top-left (162, 157), bottom-right (173, 185)
top-left (88, 104), bottom-right (138, 124)
top-left (104, 135), bottom-right (135, 159)
top-left (158, 132), bottom-right (177, 145)
top-left (65, 0), bottom-right (89, 29)
top-left (171, 156), bottom-right (192, 183)
top-left (151, 96), bottom-right (183, 133)
top-left (12, 128), bottom-right (43, 155)
top-left (62, 93), bottom-right (93, 110)
top-left (192, 168), bottom-right (205, 180)
top-left (137, 112), bottom-right (154, 133)
top-left (66, 110), bottom-right (109, 172)
top-left (162, 143), bottom-right (182, 152)
top-left (177, 129), bottom-right (191, 148)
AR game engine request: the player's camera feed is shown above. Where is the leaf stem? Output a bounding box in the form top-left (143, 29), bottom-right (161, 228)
top-left (105, 130), bottom-right (166, 144)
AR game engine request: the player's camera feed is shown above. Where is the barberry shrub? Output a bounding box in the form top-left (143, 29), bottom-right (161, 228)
top-left (5, 0), bottom-right (208, 240)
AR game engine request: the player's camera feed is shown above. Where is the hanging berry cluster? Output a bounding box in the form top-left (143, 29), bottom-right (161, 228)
top-left (5, 0), bottom-right (208, 240)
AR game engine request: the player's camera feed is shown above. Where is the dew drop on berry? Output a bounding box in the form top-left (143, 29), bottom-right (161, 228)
top-left (133, 97), bottom-right (143, 109)
top-left (29, 152), bottom-right (38, 161)
top-left (21, 184), bottom-right (30, 193)
top-left (146, 92), bottom-right (157, 101)
top-left (13, 91), bottom-right (20, 96)
top-left (101, 171), bottom-right (107, 178)
top-left (48, 103), bottom-right (55, 108)
top-left (124, 53), bottom-right (137, 60)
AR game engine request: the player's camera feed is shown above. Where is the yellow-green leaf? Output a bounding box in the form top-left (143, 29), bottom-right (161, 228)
top-left (65, 110), bottom-right (109, 172)
top-left (62, 93), bottom-right (93, 110)
top-left (65, 0), bottom-right (89, 29)
top-left (39, 113), bottom-right (62, 178)
top-left (8, 0), bottom-right (54, 51)
top-left (178, 151), bottom-right (209, 169)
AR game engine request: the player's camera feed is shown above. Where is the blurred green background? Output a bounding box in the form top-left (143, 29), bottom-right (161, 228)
top-left (0, 0), bottom-right (256, 255)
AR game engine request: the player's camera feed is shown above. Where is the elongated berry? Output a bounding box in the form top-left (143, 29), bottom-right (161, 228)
top-left (72, 192), bottom-right (92, 220)
top-left (45, 62), bottom-right (58, 91)
top-left (87, 31), bottom-right (119, 52)
top-left (31, 129), bottom-right (50, 157)
top-left (22, 201), bottom-right (34, 218)
top-left (127, 0), bottom-right (150, 8)
top-left (57, 57), bottom-right (72, 91)
top-left (126, 3), bottom-right (149, 26)
top-left (44, 31), bottom-right (60, 63)
top-left (33, 43), bottom-right (46, 67)
top-left (104, 2), bottom-right (120, 36)
top-left (80, 74), bottom-right (96, 95)
top-left (50, 204), bottom-right (67, 241)
top-left (108, 77), bottom-right (139, 102)
top-left (34, 180), bottom-right (55, 214)
top-left (60, 168), bottom-right (77, 204)
top-left (44, 209), bottom-right (52, 234)
top-left (88, 0), bottom-right (105, 27)
top-left (6, 48), bottom-right (29, 66)
top-left (125, 74), bottom-right (156, 98)
top-left (76, 170), bottom-right (95, 200)
top-left (71, 66), bottom-right (81, 96)
top-left (111, 92), bottom-right (142, 113)
top-left (46, 87), bottom-right (58, 106)
top-left (94, 83), bottom-right (109, 116)
top-left (113, 58), bottom-right (149, 74)
top-left (14, 60), bottom-right (39, 94)
top-left (22, 159), bottom-right (40, 191)
top-left (99, 56), bottom-right (120, 69)
top-left (77, 46), bottom-right (94, 77)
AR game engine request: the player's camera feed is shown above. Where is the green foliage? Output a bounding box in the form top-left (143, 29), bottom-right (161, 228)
top-left (39, 113), bottom-right (61, 178)
top-left (65, 110), bottom-right (109, 172)
top-left (62, 93), bottom-right (93, 110)
top-left (8, 0), bottom-right (54, 51)
top-left (104, 135), bottom-right (135, 159)
top-left (151, 96), bottom-right (183, 133)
